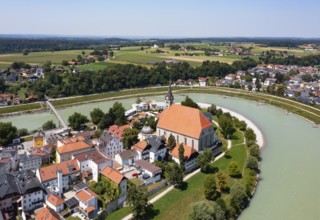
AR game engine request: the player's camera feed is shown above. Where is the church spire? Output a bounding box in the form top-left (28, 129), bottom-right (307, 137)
top-left (165, 81), bottom-right (174, 108)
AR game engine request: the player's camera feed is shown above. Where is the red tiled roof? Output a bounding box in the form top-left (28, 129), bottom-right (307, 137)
top-left (157, 104), bottom-right (212, 139)
top-left (85, 205), bottom-right (95, 213)
top-left (57, 141), bottom-right (90, 154)
top-left (132, 141), bottom-right (148, 152)
top-left (39, 159), bottom-right (80, 182)
top-left (171, 144), bottom-right (198, 160)
top-left (47, 194), bottom-right (64, 207)
top-left (108, 125), bottom-right (131, 139)
top-left (101, 166), bottom-right (124, 184)
top-left (76, 188), bottom-right (98, 203)
top-left (35, 207), bottom-right (60, 220)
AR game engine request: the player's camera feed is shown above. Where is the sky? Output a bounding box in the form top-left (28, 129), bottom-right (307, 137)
top-left (0, 0), bottom-right (319, 38)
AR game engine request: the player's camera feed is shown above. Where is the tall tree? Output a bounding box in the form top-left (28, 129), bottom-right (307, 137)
top-left (190, 201), bottom-right (214, 220)
top-left (167, 134), bottom-right (176, 151)
top-left (216, 171), bottom-right (230, 193)
top-left (90, 108), bottom-right (105, 125)
top-left (122, 128), bottom-right (139, 149)
top-left (181, 96), bottom-right (200, 109)
top-left (98, 113), bottom-right (114, 130)
top-left (0, 122), bottom-right (17, 146)
top-left (42, 120), bottom-right (57, 131)
top-left (178, 143), bottom-right (185, 170)
top-left (68, 112), bottom-right (89, 130)
top-left (197, 148), bottom-right (214, 173)
top-left (230, 184), bottom-right (248, 214)
top-left (228, 161), bottom-right (241, 178)
top-left (165, 162), bottom-right (184, 188)
top-left (203, 174), bottom-right (218, 200)
top-left (126, 184), bottom-right (150, 219)
top-left (218, 114), bottom-right (236, 139)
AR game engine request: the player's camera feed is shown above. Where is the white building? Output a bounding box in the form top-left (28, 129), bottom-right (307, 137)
top-left (73, 149), bottom-right (112, 182)
top-left (96, 130), bottom-right (123, 159)
top-left (0, 149), bottom-right (19, 172)
top-left (135, 159), bottom-right (162, 185)
top-left (75, 188), bottom-right (98, 218)
top-left (198, 77), bottom-right (208, 87)
top-left (46, 194), bottom-right (64, 213)
top-left (19, 154), bottom-right (42, 171)
top-left (36, 159), bottom-right (81, 192)
top-left (171, 144), bottom-right (199, 172)
top-left (157, 104), bottom-right (219, 153)
top-left (114, 149), bottom-right (139, 168)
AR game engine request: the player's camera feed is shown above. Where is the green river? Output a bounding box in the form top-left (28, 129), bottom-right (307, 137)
top-left (1, 93), bottom-right (319, 220)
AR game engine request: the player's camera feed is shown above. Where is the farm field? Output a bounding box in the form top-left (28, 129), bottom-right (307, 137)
top-left (0, 49), bottom-right (92, 65)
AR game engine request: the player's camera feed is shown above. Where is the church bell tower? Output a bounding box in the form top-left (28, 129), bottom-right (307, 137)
top-left (165, 82), bottom-right (174, 108)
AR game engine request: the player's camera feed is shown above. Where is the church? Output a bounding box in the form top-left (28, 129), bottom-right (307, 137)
top-left (157, 84), bottom-right (220, 154)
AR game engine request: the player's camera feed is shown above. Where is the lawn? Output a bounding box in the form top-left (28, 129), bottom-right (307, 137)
top-left (0, 49), bottom-right (93, 65)
top-left (77, 62), bottom-right (115, 71)
top-left (106, 207), bottom-right (131, 220)
top-left (0, 103), bottom-right (42, 115)
top-left (231, 130), bottom-right (244, 145)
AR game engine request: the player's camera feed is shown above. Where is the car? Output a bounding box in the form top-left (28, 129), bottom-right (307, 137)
top-left (132, 173), bottom-right (138, 177)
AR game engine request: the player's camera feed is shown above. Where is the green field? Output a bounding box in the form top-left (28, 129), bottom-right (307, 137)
top-left (0, 50), bottom-right (93, 65)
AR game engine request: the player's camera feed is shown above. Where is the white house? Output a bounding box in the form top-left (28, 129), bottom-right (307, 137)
top-left (36, 159), bottom-right (81, 192)
top-left (75, 188), bottom-right (98, 219)
top-left (73, 149), bottom-right (112, 182)
top-left (96, 130), bottom-right (123, 159)
top-left (171, 144), bottom-right (199, 173)
top-left (19, 154), bottom-right (42, 171)
top-left (46, 194), bottom-right (64, 213)
top-left (198, 77), bottom-right (208, 87)
top-left (114, 149), bottom-right (139, 168)
top-left (135, 159), bottom-right (162, 185)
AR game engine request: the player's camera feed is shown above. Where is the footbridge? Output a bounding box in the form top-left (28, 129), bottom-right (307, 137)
top-left (46, 100), bottom-right (68, 130)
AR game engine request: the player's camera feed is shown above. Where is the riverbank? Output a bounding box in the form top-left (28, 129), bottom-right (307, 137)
top-left (198, 103), bottom-right (264, 148)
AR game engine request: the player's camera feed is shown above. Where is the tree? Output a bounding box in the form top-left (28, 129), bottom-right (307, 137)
top-left (207, 104), bottom-right (217, 115)
top-left (68, 112), bottom-right (89, 130)
top-left (245, 128), bottom-right (256, 145)
top-left (0, 122), bottom-right (17, 146)
top-left (246, 156), bottom-right (259, 170)
top-left (190, 201), bottom-right (214, 220)
top-left (50, 147), bottom-right (56, 163)
top-left (181, 96), bottom-right (200, 109)
top-left (228, 161), bottom-right (241, 178)
top-left (111, 102), bottom-right (126, 125)
top-left (167, 134), bottom-right (176, 151)
top-left (250, 144), bottom-right (260, 158)
top-left (230, 184), bottom-right (248, 214)
top-left (178, 143), bottom-right (185, 170)
top-left (197, 148), bottom-right (214, 173)
top-left (42, 120), bottom-right (57, 131)
top-left (17, 128), bottom-right (29, 137)
top-left (136, 97), bottom-right (142, 104)
top-left (127, 183), bottom-right (150, 219)
top-left (61, 60), bottom-right (69, 66)
top-left (203, 174), bottom-right (218, 200)
top-left (90, 108), bottom-right (105, 125)
top-left (165, 162), bottom-right (184, 188)
top-left (218, 114), bottom-right (236, 139)
top-left (216, 171), bottom-right (230, 193)
top-left (122, 128), bottom-right (139, 149)
top-left (98, 113), bottom-right (114, 130)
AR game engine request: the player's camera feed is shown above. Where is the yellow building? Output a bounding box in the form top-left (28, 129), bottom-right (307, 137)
top-left (33, 130), bottom-right (46, 148)
top-left (56, 141), bottom-right (92, 163)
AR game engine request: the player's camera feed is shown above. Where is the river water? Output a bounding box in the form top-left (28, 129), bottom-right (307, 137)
top-left (1, 93), bottom-right (319, 220)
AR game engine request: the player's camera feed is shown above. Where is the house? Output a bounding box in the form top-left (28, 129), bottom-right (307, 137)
top-left (75, 188), bottom-right (98, 219)
top-left (96, 130), bottom-right (123, 159)
top-left (31, 146), bottom-right (52, 164)
top-left (108, 125), bottom-right (131, 140)
top-left (114, 149), bottom-right (139, 168)
top-left (101, 167), bottom-right (127, 206)
top-left (0, 149), bottom-right (19, 172)
top-left (35, 207), bottom-right (60, 220)
top-left (36, 159), bottom-right (80, 192)
top-left (264, 78), bottom-right (277, 86)
top-left (198, 77), bottom-right (207, 87)
top-left (135, 159), bottom-right (162, 185)
top-left (132, 140), bottom-right (150, 161)
top-left (147, 136), bottom-right (167, 163)
top-left (73, 149), bottom-right (112, 182)
top-left (57, 136), bottom-right (86, 148)
top-left (157, 104), bottom-right (219, 154)
top-left (56, 141), bottom-right (91, 163)
top-left (46, 194), bottom-right (64, 213)
top-left (34, 130), bottom-right (46, 148)
top-left (19, 154), bottom-right (42, 171)
top-left (0, 170), bottom-right (44, 215)
top-left (171, 144), bottom-right (199, 172)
